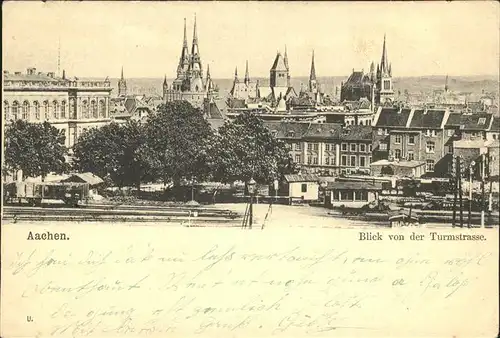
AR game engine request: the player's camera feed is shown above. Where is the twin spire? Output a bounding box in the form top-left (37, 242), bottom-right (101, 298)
top-left (234, 60), bottom-right (251, 84)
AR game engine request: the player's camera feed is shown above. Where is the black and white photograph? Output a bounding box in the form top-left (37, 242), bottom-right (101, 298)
top-left (1, 1), bottom-right (499, 337)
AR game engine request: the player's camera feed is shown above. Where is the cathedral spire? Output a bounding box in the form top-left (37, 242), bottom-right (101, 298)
top-left (309, 50), bottom-right (316, 81)
top-left (121, 66), bottom-right (124, 80)
top-left (163, 74), bottom-right (168, 86)
top-left (445, 74), bottom-right (449, 92)
top-left (183, 18), bottom-right (188, 47)
top-left (380, 34), bottom-right (389, 74)
top-left (244, 60), bottom-right (250, 84)
top-left (191, 14), bottom-right (199, 55)
top-left (206, 64), bottom-right (211, 78)
top-left (284, 45), bottom-right (289, 71)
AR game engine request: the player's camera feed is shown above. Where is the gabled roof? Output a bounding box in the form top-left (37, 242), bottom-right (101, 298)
top-left (264, 121), bottom-right (311, 139)
top-left (270, 53), bottom-right (287, 72)
top-left (285, 174), bottom-right (319, 183)
top-left (61, 172), bottom-right (104, 186)
top-left (409, 109), bottom-right (446, 128)
top-left (445, 113), bottom-right (494, 131)
top-left (303, 123), bottom-right (342, 139)
top-left (375, 108), bottom-right (411, 127)
top-left (344, 71), bottom-right (371, 86)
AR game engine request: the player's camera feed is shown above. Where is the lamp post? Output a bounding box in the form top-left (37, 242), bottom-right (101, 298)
top-left (273, 178), bottom-right (279, 202)
top-left (468, 160), bottom-right (475, 228)
top-left (248, 177), bottom-right (256, 229)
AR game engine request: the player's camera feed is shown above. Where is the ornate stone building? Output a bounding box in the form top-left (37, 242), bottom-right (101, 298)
top-left (3, 67), bottom-right (112, 149)
top-left (163, 17), bottom-right (217, 109)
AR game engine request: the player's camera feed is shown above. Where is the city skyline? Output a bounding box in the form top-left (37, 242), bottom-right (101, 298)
top-left (3, 1), bottom-right (499, 79)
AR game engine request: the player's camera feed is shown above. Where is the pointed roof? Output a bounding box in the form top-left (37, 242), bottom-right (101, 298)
top-left (191, 14), bottom-right (199, 55)
top-left (179, 18), bottom-right (189, 64)
top-left (206, 64), bottom-right (211, 78)
top-left (163, 74), bottom-right (168, 86)
top-left (309, 50), bottom-right (316, 81)
top-left (244, 60), bottom-right (250, 83)
top-left (120, 66), bottom-right (124, 80)
top-left (271, 52), bottom-right (287, 72)
top-left (380, 34), bottom-right (389, 74)
top-left (284, 45), bottom-right (289, 71)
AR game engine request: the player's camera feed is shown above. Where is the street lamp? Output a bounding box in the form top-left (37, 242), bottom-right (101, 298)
top-left (248, 177), bottom-right (256, 229)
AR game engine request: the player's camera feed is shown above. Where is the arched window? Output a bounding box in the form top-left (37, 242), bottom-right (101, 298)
top-left (22, 101), bottom-right (30, 120)
top-left (43, 101), bottom-right (49, 120)
top-left (33, 101), bottom-right (40, 120)
top-left (91, 100), bottom-right (98, 118)
top-left (4, 101), bottom-right (9, 121)
top-left (12, 101), bottom-right (19, 120)
top-left (53, 100), bottom-right (59, 119)
top-left (99, 99), bottom-right (106, 117)
top-left (82, 100), bottom-right (89, 119)
top-left (61, 101), bottom-right (66, 119)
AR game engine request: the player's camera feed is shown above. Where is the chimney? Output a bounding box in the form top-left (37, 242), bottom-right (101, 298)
top-left (47, 72), bottom-right (55, 78)
top-left (62, 70), bottom-right (66, 79)
top-left (14, 71), bottom-right (22, 76)
top-left (27, 67), bottom-right (36, 75)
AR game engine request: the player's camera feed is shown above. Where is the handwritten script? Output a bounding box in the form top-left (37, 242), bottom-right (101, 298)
top-left (1, 225), bottom-right (498, 337)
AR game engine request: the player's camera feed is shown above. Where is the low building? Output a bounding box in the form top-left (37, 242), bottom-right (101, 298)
top-left (326, 181), bottom-right (383, 208)
top-left (370, 159), bottom-right (426, 178)
top-left (284, 174), bottom-right (319, 201)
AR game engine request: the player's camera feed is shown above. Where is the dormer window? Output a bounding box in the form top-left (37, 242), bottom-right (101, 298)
top-left (478, 118), bottom-right (486, 125)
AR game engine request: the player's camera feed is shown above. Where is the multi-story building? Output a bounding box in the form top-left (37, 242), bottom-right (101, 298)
top-left (372, 107), bottom-right (452, 177)
top-left (163, 17), bottom-right (218, 109)
top-left (265, 121), bottom-right (372, 176)
top-left (3, 67), bottom-right (112, 149)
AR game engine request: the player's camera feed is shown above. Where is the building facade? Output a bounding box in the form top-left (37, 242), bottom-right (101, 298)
top-left (3, 68), bottom-right (112, 149)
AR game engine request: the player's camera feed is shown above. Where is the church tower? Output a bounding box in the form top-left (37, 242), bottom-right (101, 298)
top-left (162, 75), bottom-right (168, 100)
top-left (244, 60), bottom-right (250, 86)
top-left (118, 66), bottom-right (127, 97)
top-left (270, 52), bottom-right (288, 88)
top-left (309, 50), bottom-right (318, 93)
top-left (284, 45), bottom-right (291, 87)
top-left (376, 34), bottom-right (395, 104)
top-left (189, 15), bottom-right (203, 85)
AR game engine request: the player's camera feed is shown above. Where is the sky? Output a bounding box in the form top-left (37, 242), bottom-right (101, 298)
top-left (3, 1), bottom-right (499, 79)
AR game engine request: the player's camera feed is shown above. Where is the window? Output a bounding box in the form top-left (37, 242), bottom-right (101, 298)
top-left (431, 130), bottom-right (437, 137)
top-left (61, 101), bottom-right (66, 119)
top-left (22, 101), bottom-right (30, 120)
top-left (408, 135), bottom-right (415, 144)
top-left (307, 156), bottom-right (312, 164)
top-left (307, 143), bottom-right (312, 151)
top-left (360, 156), bottom-right (366, 167)
top-left (478, 118), bottom-right (486, 125)
top-left (425, 130), bottom-right (431, 137)
top-left (384, 129), bottom-right (389, 135)
top-left (355, 191), bottom-right (368, 201)
top-left (99, 99), bottom-right (106, 118)
top-left (53, 100), bottom-right (59, 119)
top-left (426, 141), bottom-right (435, 153)
top-left (341, 143), bottom-right (347, 151)
top-left (301, 184), bottom-right (307, 193)
top-left (383, 80), bottom-right (390, 90)
top-left (295, 143), bottom-right (301, 151)
top-left (43, 101), bottom-right (49, 120)
top-left (447, 129), bottom-right (454, 137)
top-left (359, 144), bottom-right (366, 152)
top-left (4, 101), bottom-right (9, 120)
top-left (448, 145), bottom-right (453, 154)
top-left (368, 144), bottom-right (372, 153)
top-left (379, 143), bottom-right (388, 151)
top-left (350, 155), bottom-right (356, 167)
top-left (494, 134), bottom-right (498, 140)
top-left (82, 100), bottom-right (89, 118)
top-left (313, 143), bottom-right (319, 151)
top-left (407, 152), bottom-right (414, 161)
top-left (69, 98), bottom-right (76, 119)
top-left (313, 157), bottom-right (318, 164)
top-left (350, 144), bottom-right (357, 152)
top-left (341, 155), bottom-right (347, 166)
top-left (295, 155), bottom-right (301, 163)
top-left (33, 101), bottom-right (40, 120)
top-left (325, 157), bottom-right (329, 165)
top-left (368, 156), bottom-right (372, 165)
top-left (395, 149), bottom-right (401, 159)
top-left (395, 135), bottom-right (402, 144)
top-left (426, 159), bottom-right (435, 172)
top-left (330, 157), bottom-right (336, 166)
top-left (378, 128), bottom-right (384, 135)
top-left (11, 101), bottom-right (19, 120)
top-left (340, 191), bottom-right (354, 201)
top-left (471, 132), bottom-right (478, 138)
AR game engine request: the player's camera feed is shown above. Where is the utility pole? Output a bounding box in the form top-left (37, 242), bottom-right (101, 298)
top-left (458, 157), bottom-right (464, 227)
top-left (481, 153), bottom-right (485, 228)
top-left (452, 156), bottom-right (458, 227)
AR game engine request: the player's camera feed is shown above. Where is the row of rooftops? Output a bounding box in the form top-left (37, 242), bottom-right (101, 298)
top-left (263, 121), bottom-right (373, 141)
top-left (373, 107), bottom-right (499, 131)
top-left (3, 68), bottom-right (111, 89)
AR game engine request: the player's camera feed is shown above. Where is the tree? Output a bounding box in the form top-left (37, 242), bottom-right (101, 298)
top-left (4, 120), bottom-right (68, 180)
top-left (73, 121), bottom-right (157, 192)
top-left (145, 101), bottom-right (213, 186)
top-left (208, 112), bottom-right (296, 185)
top-left (381, 165), bottom-right (394, 176)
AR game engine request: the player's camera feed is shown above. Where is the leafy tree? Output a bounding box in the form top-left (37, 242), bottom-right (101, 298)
top-left (381, 165), bottom-right (394, 176)
top-left (145, 101), bottom-right (213, 186)
top-left (208, 112), bottom-right (296, 184)
top-left (73, 121), bottom-right (157, 191)
top-left (4, 120), bottom-right (68, 180)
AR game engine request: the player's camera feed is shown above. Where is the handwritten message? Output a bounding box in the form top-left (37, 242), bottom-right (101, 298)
top-left (1, 224), bottom-right (498, 338)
